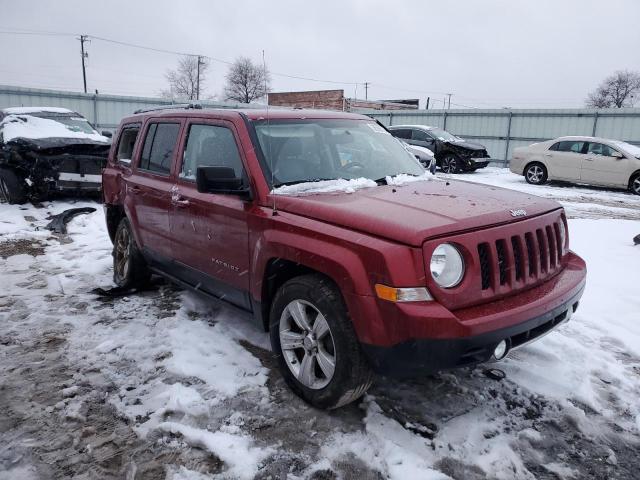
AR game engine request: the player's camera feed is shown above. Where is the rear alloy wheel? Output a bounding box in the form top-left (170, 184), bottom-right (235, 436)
top-left (441, 154), bottom-right (460, 174)
top-left (113, 218), bottom-right (151, 288)
top-left (525, 163), bottom-right (548, 185)
top-left (631, 174), bottom-right (640, 196)
top-left (270, 274), bottom-right (373, 409)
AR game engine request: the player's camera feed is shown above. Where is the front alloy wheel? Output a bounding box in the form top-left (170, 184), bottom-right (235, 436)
top-left (270, 274), bottom-right (373, 409)
top-left (631, 175), bottom-right (640, 196)
top-left (441, 154), bottom-right (459, 174)
top-left (525, 163), bottom-right (547, 185)
top-left (279, 299), bottom-right (336, 389)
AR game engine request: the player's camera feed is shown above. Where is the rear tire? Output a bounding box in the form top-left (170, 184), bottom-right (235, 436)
top-left (440, 154), bottom-right (460, 174)
top-left (630, 173), bottom-right (640, 196)
top-left (113, 218), bottom-right (151, 288)
top-left (0, 168), bottom-right (28, 204)
top-left (524, 162), bottom-right (548, 185)
top-left (269, 274), bottom-right (373, 409)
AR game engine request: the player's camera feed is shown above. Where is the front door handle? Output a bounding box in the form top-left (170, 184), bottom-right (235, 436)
top-left (544, 153), bottom-right (552, 157)
top-left (129, 185), bottom-right (142, 194)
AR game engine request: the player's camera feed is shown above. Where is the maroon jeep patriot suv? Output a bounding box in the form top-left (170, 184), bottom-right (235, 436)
top-left (103, 106), bottom-right (587, 409)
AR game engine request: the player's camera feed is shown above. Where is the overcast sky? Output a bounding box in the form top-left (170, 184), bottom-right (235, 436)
top-left (1, 0), bottom-right (639, 109)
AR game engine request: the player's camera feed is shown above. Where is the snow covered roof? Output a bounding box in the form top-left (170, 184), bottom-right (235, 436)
top-left (0, 114), bottom-right (109, 143)
top-left (388, 124), bottom-right (436, 131)
top-left (2, 106), bottom-right (76, 115)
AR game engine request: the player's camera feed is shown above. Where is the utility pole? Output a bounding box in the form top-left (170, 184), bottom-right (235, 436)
top-left (447, 93), bottom-right (452, 109)
top-left (363, 82), bottom-right (370, 100)
top-left (79, 35), bottom-right (89, 93)
top-left (196, 55), bottom-right (205, 100)
top-left (425, 97), bottom-right (430, 110)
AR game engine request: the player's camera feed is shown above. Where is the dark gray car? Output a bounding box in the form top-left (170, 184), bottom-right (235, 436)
top-left (389, 124), bottom-right (490, 173)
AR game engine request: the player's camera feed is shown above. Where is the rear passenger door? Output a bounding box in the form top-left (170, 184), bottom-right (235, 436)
top-left (169, 119), bottom-right (252, 309)
top-left (125, 119), bottom-right (183, 260)
top-left (546, 140), bottom-right (586, 181)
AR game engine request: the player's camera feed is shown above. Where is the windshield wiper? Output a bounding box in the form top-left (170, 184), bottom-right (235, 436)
top-left (272, 178), bottom-right (342, 188)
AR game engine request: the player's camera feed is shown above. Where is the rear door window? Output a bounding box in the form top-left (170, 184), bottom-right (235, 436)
top-left (180, 124), bottom-right (244, 180)
top-left (390, 129), bottom-right (411, 140)
top-left (138, 123), bottom-right (180, 175)
top-left (552, 140), bottom-right (586, 154)
top-left (115, 125), bottom-right (140, 164)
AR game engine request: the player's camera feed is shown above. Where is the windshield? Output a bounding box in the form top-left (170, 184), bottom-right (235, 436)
top-left (31, 113), bottom-right (98, 135)
top-left (252, 119), bottom-right (424, 187)
top-left (611, 140), bottom-right (640, 158)
top-left (428, 127), bottom-right (460, 142)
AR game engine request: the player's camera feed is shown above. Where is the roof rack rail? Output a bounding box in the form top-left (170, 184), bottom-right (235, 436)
top-left (133, 103), bottom-right (203, 114)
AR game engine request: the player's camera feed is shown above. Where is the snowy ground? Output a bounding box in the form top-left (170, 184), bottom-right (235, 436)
top-left (1, 169), bottom-right (639, 479)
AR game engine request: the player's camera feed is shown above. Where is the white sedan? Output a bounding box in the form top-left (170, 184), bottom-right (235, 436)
top-left (510, 136), bottom-right (640, 195)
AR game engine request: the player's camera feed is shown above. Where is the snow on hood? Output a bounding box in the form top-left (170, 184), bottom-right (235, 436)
top-left (272, 177), bottom-right (378, 196)
top-left (0, 114), bottom-right (109, 143)
top-left (385, 172), bottom-right (438, 185)
top-left (2, 106), bottom-right (74, 115)
top-left (271, 173), bottom-right (438, 196)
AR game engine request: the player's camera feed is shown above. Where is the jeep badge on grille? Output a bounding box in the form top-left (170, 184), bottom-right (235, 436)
top-left (510, 209), bottom-right (527, 217)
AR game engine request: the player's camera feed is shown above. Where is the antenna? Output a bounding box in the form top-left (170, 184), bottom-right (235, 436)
top-left (263, 50), bottom-right (277, 215)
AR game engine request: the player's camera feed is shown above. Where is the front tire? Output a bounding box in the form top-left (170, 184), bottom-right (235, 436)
top-left (630, 174), bottom-right (640, 196)
top-left (270, 274), bottom-right (373, 409)
top-left (524, 162), bottom-right (548, 185)
top-left (0, 168), bottom-right (28, 204)
top-left (113, 218), bottom-right (151, 288)
top-left (440, 154), bottom-right (460, 174)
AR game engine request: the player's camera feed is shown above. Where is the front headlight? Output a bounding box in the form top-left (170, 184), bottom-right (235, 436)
top-left (430, 243), bottom-right (465, 288)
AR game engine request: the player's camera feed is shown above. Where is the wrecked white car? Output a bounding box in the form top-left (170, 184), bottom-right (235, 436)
top-left (0, 107), bottom-right (111, 204)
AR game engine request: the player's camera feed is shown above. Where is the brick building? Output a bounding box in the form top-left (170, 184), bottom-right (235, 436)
top-left (267, 89), bottom-right (418, 111)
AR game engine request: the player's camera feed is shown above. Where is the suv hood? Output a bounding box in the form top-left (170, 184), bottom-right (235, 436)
top-left (271, 179), bottom-right (561, 246)
top-left (446, 140), bottom-right (486, 152)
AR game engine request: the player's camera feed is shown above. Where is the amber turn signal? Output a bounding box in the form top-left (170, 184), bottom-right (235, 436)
top-left (374, 284), bottom-right (433, 302)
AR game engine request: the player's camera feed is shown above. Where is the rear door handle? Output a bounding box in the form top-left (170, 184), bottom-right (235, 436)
top-left (128, 185), bottom-right (142, 194)
top-left (172, 197), bottom-right (190, 208)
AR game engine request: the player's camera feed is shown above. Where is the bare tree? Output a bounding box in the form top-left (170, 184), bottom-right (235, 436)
top-left (223, 56), bottom-right (271, 104)
top-left (586, 70), bottom-right (640, 108)
top-left (163, 55), bottom-right (209, 100)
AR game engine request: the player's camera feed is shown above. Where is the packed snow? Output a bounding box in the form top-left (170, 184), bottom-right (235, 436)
top-left (0, 114), bottom-right (109, 143)
top-left (1, 167), bottom-right (639, 478)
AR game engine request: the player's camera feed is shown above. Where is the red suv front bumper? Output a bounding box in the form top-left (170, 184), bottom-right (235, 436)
top-left (349, 251), bottom-right (586, 376)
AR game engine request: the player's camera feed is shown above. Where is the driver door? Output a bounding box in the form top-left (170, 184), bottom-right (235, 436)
top-left (169, 120), bottom-right (252, 309)
top-left (581, 142), bottom-right (629, 187)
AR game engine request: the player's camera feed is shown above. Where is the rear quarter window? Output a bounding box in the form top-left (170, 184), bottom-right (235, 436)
top-left (115, 124), bottom-right (140, 164)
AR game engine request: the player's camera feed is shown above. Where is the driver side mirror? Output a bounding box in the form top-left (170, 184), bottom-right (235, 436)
top-left (101, 130), bottom-right (113, 138)
top-left (611, 151), bottom-right (624, 159)
top-left (196, 166), bottom-right (251, 198)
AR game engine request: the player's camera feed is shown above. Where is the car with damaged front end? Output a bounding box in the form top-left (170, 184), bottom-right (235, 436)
top-left (103, 107), bottom-right (586, 409)
top-left (0, 107), bottom-right (111, 204)
top-left (389, 124), bottom-right (491, 173)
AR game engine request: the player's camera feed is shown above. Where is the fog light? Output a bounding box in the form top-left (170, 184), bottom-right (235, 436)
top-left (493, 340), bottom-right (508, 360)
